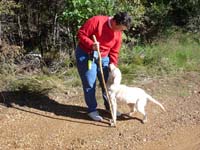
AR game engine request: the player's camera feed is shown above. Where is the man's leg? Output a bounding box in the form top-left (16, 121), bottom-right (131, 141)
top-left (97, 56), bottom-right (110, 110)
top-left (75, 47), bottom-right (98, 113)
top-left (75, 47), bottom-right (103, 121)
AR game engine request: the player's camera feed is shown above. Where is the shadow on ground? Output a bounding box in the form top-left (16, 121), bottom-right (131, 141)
top-left (0, 91), bottom-right (89, 120)
top-left (0, 90), bottom-right (142, 126)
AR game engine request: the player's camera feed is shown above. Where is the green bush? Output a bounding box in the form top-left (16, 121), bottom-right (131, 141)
top-left (119, 29), bottom-right (200, 79)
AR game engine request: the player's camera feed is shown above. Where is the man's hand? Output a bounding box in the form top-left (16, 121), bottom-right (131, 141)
top-left (92, 41), bottom-right (100, 51)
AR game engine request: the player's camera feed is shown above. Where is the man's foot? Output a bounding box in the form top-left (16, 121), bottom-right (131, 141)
top-left (88, 111), bottom-right (103, 121)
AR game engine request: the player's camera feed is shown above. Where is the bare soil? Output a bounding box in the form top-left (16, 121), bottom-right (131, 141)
top-left (0, 71), bottom-right (200, 150)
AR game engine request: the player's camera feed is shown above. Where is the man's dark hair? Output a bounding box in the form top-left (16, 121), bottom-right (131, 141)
top-left (113, 12), bottom-right (132, 29)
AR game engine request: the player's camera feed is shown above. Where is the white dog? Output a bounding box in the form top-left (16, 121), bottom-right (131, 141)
top-left (107, 64), bottom-right (166, 124)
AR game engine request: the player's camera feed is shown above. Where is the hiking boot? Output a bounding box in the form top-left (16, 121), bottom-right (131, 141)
top-left (88, 111), bottom-right (103, 121)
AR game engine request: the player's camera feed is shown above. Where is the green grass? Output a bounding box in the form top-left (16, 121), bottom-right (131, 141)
top-left (3, 67), bottom-right (81, 95)
top-left (119, 30), bottom-right (200, 83)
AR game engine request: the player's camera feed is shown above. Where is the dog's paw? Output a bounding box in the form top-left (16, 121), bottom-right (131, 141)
top-left (142, 119), bottom-right (147, 124)
top-left (128, 112), bottom-right (133, 116)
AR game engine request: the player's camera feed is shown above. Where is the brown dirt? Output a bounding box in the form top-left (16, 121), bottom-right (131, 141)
top-left (0, 71), bottom-right (200, 150)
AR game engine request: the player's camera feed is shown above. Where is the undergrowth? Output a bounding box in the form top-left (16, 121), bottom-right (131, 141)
top-left (119, 29), bottom-right (200, 83)
top-left (0, 29), bottom-right (199, 93)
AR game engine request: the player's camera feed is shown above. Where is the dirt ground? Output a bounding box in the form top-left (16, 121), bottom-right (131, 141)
top-left (0, 71), bottom-right (200, 150)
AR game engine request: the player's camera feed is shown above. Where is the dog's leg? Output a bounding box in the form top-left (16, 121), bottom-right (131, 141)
top-left (139, 108), bottom-right (147, 124)
top-left (142, 114), bottom-right (147, 123)
top-left (110, 93), bottom-right (117, 125)
top-left (136, 99), bottom-right (147, 123)
top-left (127, 103), bottom-right (135, 116)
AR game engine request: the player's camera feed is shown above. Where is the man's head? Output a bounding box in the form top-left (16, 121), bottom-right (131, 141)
top-left (112, 12), bottom-right (132, 31)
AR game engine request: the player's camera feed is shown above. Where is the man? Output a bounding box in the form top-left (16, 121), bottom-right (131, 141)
top-left (75, 12), bottom-right (132, 121)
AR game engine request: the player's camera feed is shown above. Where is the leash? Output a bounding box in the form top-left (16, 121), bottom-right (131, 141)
top-left (92, 35), bottom-right (116, 127)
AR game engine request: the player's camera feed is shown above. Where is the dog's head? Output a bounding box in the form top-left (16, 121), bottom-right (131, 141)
top-left (107, 64), bottom-right (122, 87)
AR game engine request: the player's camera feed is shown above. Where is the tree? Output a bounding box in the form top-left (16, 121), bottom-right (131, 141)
top-left (61, 0), bottom-right (145, 46)
top-left (0, 0), bottom-right (19, 46)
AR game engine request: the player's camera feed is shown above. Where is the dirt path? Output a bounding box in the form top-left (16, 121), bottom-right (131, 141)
top-left (0, 72), bottom-right (200, 150)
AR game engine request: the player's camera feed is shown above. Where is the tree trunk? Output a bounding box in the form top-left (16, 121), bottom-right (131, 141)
top-left (53, 13), bottom-right (58, 46)
top-left (0, 21), bottom-right (2, 47)
top-left (17, 16), bottom-right (24, 48)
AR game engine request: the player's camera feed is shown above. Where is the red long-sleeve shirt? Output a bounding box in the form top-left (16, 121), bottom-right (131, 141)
top-left (77, 15), bottom-right (122, 66)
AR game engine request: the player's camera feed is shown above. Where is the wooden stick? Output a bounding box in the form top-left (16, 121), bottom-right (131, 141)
top-left (92, 35), bottom-right (116, 127)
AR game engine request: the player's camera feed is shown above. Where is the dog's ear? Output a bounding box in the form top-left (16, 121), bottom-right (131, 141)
top-left (107, 70), bottom-right (114, 86)
top-left (112, 68), bottom-right (122, 85)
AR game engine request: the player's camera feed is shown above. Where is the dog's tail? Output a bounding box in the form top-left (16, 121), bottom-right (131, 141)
top-left (146, 94), bottom-right (166, 111)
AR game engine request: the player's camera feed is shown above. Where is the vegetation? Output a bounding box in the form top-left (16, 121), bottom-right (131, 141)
top-left (119, 29), bottom-right (200, 83)
top-left (0, 0), bottom-right (200, 94)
